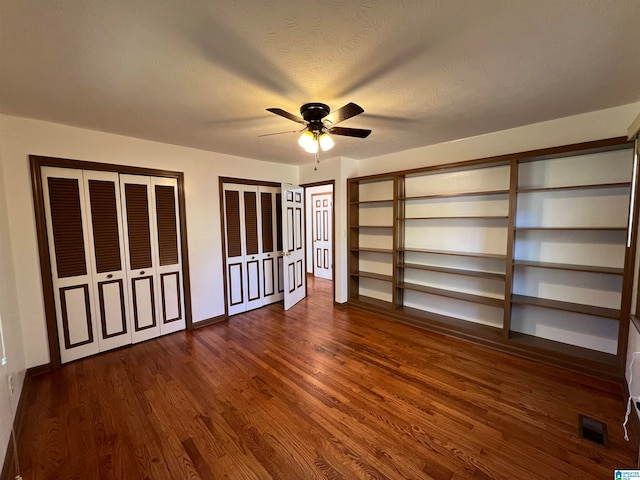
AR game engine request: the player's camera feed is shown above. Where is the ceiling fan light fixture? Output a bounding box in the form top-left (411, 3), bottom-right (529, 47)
top-left (318, 133), bottom-right (334, 152)
top-left (268, 103), bottom-right (370, 161)
top-left (298, 130), bottom-right (315, 150)
top-left (304, 140), bottom-right (319, 154)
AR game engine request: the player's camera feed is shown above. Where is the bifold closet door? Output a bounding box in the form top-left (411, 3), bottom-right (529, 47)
top-left (224, 184), bottom-right (260, 314)
top-left (120, 175), bottom-right (185, 343)
top-left (259, 186), bottom-right (284, 306)
top-left (152, 177), bottom-right (185, 335)
top-left (43, 168), bottom-right (133, 363)
top-left (43, 167), bottom-right (101, 363)
top-left (223, 184), bottom-right (284, 315)
top-left (83, 170), bottom-right (132, 352)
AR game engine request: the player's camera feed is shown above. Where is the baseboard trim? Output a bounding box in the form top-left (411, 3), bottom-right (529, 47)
top-left (1, 363), bottom-right (49, 480)
top-left (192, 314), bottom-right (228, 329)
top-left (27, 363), bottom-right (51, 378)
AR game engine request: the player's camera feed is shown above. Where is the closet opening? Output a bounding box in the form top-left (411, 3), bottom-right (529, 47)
top-left (30, 155), bottom-right (191, 369)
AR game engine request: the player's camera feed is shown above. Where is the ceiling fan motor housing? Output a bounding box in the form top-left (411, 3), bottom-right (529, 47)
top-left (301, 103), bottom-right (331, 132)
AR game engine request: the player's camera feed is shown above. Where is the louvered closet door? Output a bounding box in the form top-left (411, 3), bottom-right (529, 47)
top-left (225, 183), bottom-right (291, 314)
top-left (275, 191), bottom-right (285, 299)
top-left (152, 177), bottom-right (185, 335)
top-left (83, 171), bottom-right (132, 351)
top-left (259, 186), bottom-right (284, 305)
top-left (224, 185), bottom-right (245, 315)
top-left (242, 185), bottom-right (264, 311)
top-left (223, 184), bottom-right (264, 313)
top-left (42, 167), bottom-right (100, 363)
top-left (120, 175), bottom-right (162, 343)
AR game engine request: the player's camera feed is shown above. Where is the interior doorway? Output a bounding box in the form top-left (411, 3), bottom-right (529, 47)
top-left (303, 181), bottom-right (335, 304)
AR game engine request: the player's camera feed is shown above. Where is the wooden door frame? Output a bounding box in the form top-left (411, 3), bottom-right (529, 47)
top-left (301, 180), bottom-right (336, 304)
top-left (30, 155), bottom-right (192, 369)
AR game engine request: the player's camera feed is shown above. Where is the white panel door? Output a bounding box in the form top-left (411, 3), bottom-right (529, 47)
top-left (83, 170), bottom-right (132, 352)
top-left (312, 192), bottom-right (333, 280)
top-left (282, 184), bottom-right (306, 310)
top-left (120, 174), bottom-right (161, 343)
top-left (151, 177), bottom-right (186, 335)
top-left (42, 167), bottom-right (100, 363)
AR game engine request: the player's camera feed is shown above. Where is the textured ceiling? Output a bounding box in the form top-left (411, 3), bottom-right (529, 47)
top-left (1, 0), bottom-right (639, 165)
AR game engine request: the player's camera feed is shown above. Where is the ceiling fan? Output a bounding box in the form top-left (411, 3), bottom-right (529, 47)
top-left (262, 102), bottom-right (372, 155)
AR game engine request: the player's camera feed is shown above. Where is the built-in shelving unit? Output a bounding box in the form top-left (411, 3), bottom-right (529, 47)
top-left (347, 138), bottom-right (636, 380)
top-left (348, 176), bottom-right (396, 307)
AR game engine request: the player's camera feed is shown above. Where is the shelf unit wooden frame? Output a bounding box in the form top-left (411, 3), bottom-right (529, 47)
top-left (347, 137), bottom-right (637, 380)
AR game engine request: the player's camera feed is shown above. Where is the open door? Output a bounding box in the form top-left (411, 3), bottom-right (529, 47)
top-left (282, 183), bottom-right (306, 310)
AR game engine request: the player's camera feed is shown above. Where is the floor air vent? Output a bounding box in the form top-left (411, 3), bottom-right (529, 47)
top-left (579, 414), bottom-right (608, 447)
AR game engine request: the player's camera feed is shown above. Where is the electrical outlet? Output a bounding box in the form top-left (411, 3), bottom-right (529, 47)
top-left (7, 374), bottom-right (13, 395)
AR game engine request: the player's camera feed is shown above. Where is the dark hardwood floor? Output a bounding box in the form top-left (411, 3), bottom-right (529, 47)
top-left (16, 276), bottom-right (638, 479)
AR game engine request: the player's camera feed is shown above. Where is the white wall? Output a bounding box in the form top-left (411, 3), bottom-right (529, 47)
top-left (0, 114), bottom-right (298, 369)
top-left (358, 103), bottom-right (640, 177)
top-left (0, 140), bottom-right (26, 469)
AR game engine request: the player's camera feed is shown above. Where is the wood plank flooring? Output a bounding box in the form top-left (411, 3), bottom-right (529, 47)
top-left (16, 277), bottom-right (638, 479)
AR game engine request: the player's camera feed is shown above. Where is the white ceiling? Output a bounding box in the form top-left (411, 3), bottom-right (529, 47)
top-left (1, 1), bottom-right (639, 166)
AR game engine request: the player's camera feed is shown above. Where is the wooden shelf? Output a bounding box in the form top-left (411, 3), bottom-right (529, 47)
top-left (513, 260), bottom-right (624, 275)
top-left (400, 282), bottom-right (504, 307)
top-left (350, 271), bottom-right (393, 282)
top-left (350, 225), bottom-right (393, 229)
top-left (517, 181), bottom-right (630, 193)
top-left (514, 226), bottom-right (627, 231)
top-left (401, 248), bottom-right (506, 260)
top-left (349, 295), bottom-right (394, 310)
top-left (509, 332), bottom-right (617, 366)
top-left (400, 189), bottom-right (509, 200)
top-left (350, 199), bottom-right (393, 205)
top-left (402, 216), bottom-right (508, 221)
top-left (511, 294), bottom-right (620, 320)
top-left (350, 247), bottom-right (393, 254)
top-left (399, 262), bottom-right (505, 280)
top-left (398, 306), bottom-right (503, 341)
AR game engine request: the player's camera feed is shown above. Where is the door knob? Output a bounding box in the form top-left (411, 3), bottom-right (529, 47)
top-left (107, 274), bottom-right (113, 279)
top-left (140, 271), bottom-right (145, 275)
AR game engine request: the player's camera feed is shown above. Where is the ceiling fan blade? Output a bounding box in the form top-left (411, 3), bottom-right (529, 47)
top-left (324, 102), bottom-right (364, 125)
top-left (266, 108), bottom-right (306, 125)
top-left (258, 129), bottom-right (303, 137)
top-left (328, 126), bottom-right (372, 138)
